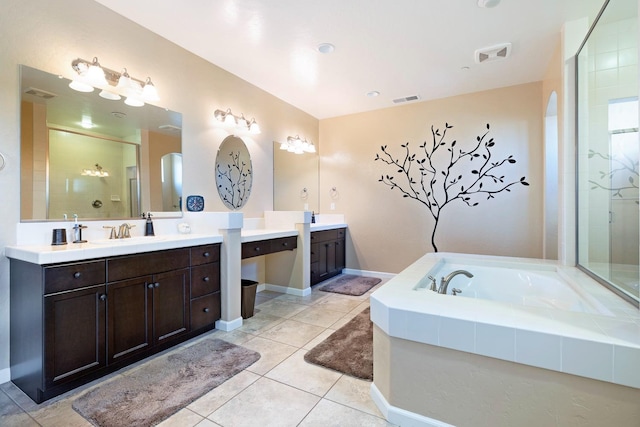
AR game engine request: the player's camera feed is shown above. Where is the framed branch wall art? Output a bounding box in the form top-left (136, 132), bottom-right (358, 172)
top-left (375, 122), bottom-right (529, 252)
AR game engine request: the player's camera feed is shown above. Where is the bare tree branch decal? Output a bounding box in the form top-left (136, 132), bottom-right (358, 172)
top-left (216, 150), bottom-right (252, 209)
top-left (588, 149), bottom-right (639, 199)
top-left (374, 123), bottom-right (529, 252)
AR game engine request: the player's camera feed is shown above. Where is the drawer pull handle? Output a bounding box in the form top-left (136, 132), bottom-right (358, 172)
top-left (203, 252), bottom-right (210, 257)
top-left (147, 283), bottom-right (154, 289)
top-left (73, 272), bottom-right (81, 279)
top-left (203, 307), bottom-right (210, 313)
top-left (99, 294), bottom-right (107, 301)
top-left (255, 247), bottom-right (261, 251)
top-left (154, 282), bottom-right (160, 288)
top-left (203, 276), bottom-right (210, 282)
top-left (283, 242), bottom-right (288, 246)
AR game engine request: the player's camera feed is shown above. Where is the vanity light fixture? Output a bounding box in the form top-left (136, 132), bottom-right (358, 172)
top-left (213, 108), bottom-right (262, 134)
top-left (69, 58), bottom-right (159, 107)
top-left (81, 163), bottom-right (109, 177)
top-left (280, 135), bottom-right (316, 154)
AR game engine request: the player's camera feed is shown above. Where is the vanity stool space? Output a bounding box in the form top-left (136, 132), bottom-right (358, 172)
top-left (310, 228), bottom-right (346, 285)
top-left (9, 243), bottom-right (221, 403)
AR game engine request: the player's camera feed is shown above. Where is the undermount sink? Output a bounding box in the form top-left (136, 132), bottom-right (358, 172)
top-left (91, 236), bottom-right (168, 245)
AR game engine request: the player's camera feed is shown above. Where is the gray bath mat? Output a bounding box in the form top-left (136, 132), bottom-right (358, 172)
top-left (318, 274), bottom-right (382, 296)
top-left (304, 307), bottom-right (373, 380)
top-left (73, 338), bottom-right (260, 427)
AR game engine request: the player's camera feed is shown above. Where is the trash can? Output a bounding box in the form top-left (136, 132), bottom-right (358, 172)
top-left (241, 279), bottom-right (258, 319)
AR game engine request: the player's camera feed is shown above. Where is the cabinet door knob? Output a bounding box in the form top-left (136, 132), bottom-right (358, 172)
top-left (203, 252), bottom-right (210, 257)
top-left (147, 283), bottom-right (154, 289)
top-left (203, 276), bottom-right (210, 282)
top-left (99, 294), bottom-right (107, 301)
top-left (73, 272), bottom-right (81, 279)
top-left (154, 282), bottom-right (160, 288)
top-left (203, 307), bottom-right (210, 313)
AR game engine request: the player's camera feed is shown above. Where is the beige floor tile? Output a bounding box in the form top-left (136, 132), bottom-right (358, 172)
top-left (256, 299), bottom-right (310, 318)
top-left (259, 319), bottom-right (326, 348)
top-left (30, 398), bottom-right (91, 427)
top-left (209, 377), bottom-right (320, 427)
top-left (272, 292), bottom-right (330, 306)
top-left (325, 375), bottom-right (384, 418)
top-left (298, 398), bottom-right (394, 426)
top-left (241, 336), bottom-right (298, 375)
top-left (291, 306), bottom-right (346, 327)
top-left (329, 311), bottom-right (360, 330)
top-left (0, 391), bottom-right (38, 427)
top-left (237, 312), bottom-right (285, 335)
top-left (315, 295), bottom-right (366, 312)
top-left (188, 370), bottom-right (260, 417)
top-left (157, 408), bottom-right (204, 427)
top-left (212, 328), bottom-right (254, 345)
top-left (196, 418), bottom-right (222, 427)
top-left (303, 328), bottom-right (336, 350)
top-left (265, 349), bottom-right (342, 396)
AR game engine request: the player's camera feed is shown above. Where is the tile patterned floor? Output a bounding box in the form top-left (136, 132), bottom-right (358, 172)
top-left (1, 278), bottom-right (395, 426)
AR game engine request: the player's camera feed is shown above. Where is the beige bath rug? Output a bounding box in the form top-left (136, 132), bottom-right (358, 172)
top-left (318, 274), bottom-right (382, 296)
top-left (72, 338), bottom-right (260, 427)
top-left (304, 307), bottom-right (373, 380)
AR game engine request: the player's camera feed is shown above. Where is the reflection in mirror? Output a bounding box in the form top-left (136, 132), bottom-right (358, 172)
top-left (273, 141), bottom-right (319, 213)
top-left (19, 65), bottom-right (182, 221)
top-left (161, 153), bottom-right (183, 211)
top-left (215, 135), bottom-right (253, 210)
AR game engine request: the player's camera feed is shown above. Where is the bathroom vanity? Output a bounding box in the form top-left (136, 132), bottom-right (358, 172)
top-left (310, 227), bottom-right (345, 285)
top-left (9, 241), bottom-right (221, 403)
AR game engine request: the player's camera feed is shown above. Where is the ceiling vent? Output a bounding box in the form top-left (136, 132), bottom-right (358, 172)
top-left (392, 94), bottom-right (420, 104)
top-left (24, 87), bottom-right (57, 99)
top-left (475, 43), bottom-right (511, 64)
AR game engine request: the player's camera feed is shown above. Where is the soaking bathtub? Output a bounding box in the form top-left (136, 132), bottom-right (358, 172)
top-left (370, 252), bottom-right (640, 427)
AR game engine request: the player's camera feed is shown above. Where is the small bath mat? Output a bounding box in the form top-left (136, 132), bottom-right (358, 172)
top-left (318, 274), bottom-right (382, 296)
top-left (72, 338), bottom-right (260, 427)
top-left (304, 307), bottom-right (373, 380)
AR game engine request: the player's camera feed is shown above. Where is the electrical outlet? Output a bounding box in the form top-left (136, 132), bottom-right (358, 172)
top-left (304, 203), bottom-right (309, 210)
top-left (330, 203), bottom-right (335, 210)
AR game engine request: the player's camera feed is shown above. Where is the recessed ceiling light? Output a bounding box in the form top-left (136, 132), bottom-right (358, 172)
top-left (477, 0), bottom-right (500, 8)
top-left (367, 90), bottom-right (380, 97)
top-left (317, 43), bottom-right (335, 54)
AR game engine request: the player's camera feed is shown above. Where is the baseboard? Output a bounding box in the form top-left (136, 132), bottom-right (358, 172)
top-left (0, 367), bottom-right (10, 385)
top-left (370, 382), bottom-right (455, 427)
top-left (263, 283), bottom-right (311, 296)
top-left (215, 317), bottom-right (243, 332)
top-left (342, 268), bottom-right (396, 280)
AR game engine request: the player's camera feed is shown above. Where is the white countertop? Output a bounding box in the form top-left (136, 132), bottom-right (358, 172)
top-left (5, 233), bottom-right (223, 265)
top-left (310, 223), bottom-right (348, 232)
top-left (241, 229), bottom-right (298, 242)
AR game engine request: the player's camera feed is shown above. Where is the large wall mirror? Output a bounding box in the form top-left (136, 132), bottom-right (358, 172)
top-left (20, 65), bottom-right (183, 221)
top-left (273, 141), bottom-right (319, 213)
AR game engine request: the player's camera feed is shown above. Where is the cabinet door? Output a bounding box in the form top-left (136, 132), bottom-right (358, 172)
top-left (108, 276), bottom-right (153, 363)
top-left (153, 268), bottom-right (190, 344)
top-left (44, 285), bottom-right (106, 388)
top-left (335, 238), bottom-right (346, 271)
top-left (318, 241), bottom-right (337, 280)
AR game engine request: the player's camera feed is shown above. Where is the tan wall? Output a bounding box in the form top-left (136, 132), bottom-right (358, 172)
top-left (374, 327), bottom-right (640, 427)
top-left (320, 82), bottom-right (544, 273)
top-left (0, 0), bottom-right (317, 375)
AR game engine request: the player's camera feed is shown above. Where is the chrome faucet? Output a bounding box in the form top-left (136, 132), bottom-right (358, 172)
top-left (117, 223), bottom-right (135, 239)
top-left (438, 270), bottom-right (473, 294)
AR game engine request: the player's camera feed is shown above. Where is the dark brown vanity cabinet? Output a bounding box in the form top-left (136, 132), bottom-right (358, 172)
top-left (9, 243), bottom-right (221, 403)
top-left (310, 228), bottom-right (346, 285)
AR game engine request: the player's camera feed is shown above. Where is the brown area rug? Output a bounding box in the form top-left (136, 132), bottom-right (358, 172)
top-left (72, 338), bottom-right (260, 427)
top-left (304, 307), bottom-right (373, 380)
top-left (318, 274), bottom-right (382, 296)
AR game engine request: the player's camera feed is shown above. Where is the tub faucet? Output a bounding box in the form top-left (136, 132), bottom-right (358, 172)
top-left (438, 270), bottom-right (473, 294)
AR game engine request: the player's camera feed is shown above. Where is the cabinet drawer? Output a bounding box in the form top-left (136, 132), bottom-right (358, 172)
top-left (191, 263), bottom-right (220, 298)
top-left (191, 244), bottom-right (220, 266)
top-left (107, 248), bottom-right (189, 282)
top-left (191, 294), bottom-right (220, 330)
top-left (270, 236), bottom-right (297, 252)
top-left (44, 260), bottom-right (105, 294)
top-left (241, 240), bottom-right (269, 259)
top-left (311, 229), bottom-right (338, 243)
top-left (336, 228), bottom-right (346, 239)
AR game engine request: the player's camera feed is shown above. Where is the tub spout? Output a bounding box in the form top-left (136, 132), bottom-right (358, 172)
top-left (438, 270), bottom-right (473, 294)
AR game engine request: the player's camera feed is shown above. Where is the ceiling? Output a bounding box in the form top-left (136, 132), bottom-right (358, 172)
top-left (93, 0), bottom-right (605, 120)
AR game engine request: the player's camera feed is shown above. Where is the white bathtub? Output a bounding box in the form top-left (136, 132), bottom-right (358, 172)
top-left (417, 258), bottom-right (614, 315)
top-left (370, 252), bottom-right (640, 426)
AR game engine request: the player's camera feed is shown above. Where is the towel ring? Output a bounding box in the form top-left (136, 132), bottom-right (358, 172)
top-left (0, 152), bottom-right (6, 171)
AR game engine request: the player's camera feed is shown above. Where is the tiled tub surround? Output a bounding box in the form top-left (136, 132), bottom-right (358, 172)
top-left (370, 252), bottom-right (640, 427)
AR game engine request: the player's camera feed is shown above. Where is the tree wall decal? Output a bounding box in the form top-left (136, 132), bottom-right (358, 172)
top-left (216, 150), bottom-right (252, 210)
top-left (374, 122), bottom-right (529, 252)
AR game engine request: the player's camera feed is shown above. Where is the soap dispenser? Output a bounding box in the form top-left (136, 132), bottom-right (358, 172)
top-left (144, 212), bottom-right (155, 236)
